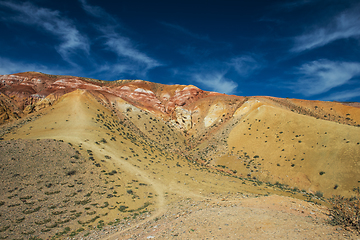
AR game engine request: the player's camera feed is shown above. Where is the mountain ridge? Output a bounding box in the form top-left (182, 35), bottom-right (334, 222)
top-left (1, 72), bottom-right (359, 127)
top-left (0, 71), bottom-right (360, 239)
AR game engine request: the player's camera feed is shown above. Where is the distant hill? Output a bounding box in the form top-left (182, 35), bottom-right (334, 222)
top-left (0, 72), bottom-right (359, 239)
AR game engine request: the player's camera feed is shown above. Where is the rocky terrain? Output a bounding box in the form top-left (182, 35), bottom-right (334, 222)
top-left (0, 72), bottom-right (359, 239)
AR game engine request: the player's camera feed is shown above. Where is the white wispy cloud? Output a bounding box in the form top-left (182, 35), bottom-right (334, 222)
top-left (0, 1), bottom-right (89, 64)
top-left (78, 0), bottom-right (113, 21)
top-left (278, 0), bottom-right (317, 10)
top-left (161, 22), bottom-right (210, 41)
top-left (174, 54), bottom-right (263, 95)
top-left (79, 0), bottom-right (161, 77)
top-left (292, 5), bottom-right (360, 52)
top-left (292, 59), bottom-right (360, 96)
top-left (193, 72), bottom-right (238, 94)
top-left (0, 57), bottom-right (64, 75)
top-left (322, 88), bottom-right (360, 101)
top-left (105, 34), bottom-right (161, 71)
top-left (230, 55), bottom-right (263, 77)
top-left (176, 61), bottom-right (238, 94)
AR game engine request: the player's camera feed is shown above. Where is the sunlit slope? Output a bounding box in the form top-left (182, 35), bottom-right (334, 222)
top-left (5, 90), bottom-right (359, 200)
top-left (2, 90), bottom-right (161, 217)
top-left (288, 98), bottom-right (360, 126)
top-left (1, 90), bottom-right (166, 238)
top-left (3, 89), bottom-right (280, 202)
top-left (113, 97), bottom-right (187, 151)
top-left (220, 100), bottom-right (360, 197)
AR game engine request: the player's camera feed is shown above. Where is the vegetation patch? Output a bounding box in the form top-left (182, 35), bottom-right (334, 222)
top-left (329, 195), bottom-right (360, 233)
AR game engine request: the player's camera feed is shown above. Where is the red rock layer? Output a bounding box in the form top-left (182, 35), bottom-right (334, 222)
top-left (0, 72), bottom-right (218, 121)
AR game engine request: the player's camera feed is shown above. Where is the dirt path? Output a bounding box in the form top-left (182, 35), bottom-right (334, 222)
top-left (57, 92), bottom-right (173, 238)
top-left (89, 194), bottom-right (358, 240)
top-left (83, 143), bottom-right (169, 240)
top-left (3, 91), bottom-right (359, 239)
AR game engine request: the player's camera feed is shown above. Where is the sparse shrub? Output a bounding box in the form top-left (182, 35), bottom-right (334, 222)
top-left (119, 205), bottom-right (128, 212)
top-left (52, 210), bottom-right (66, 215)
top-left (75, 199), bottom-right (91, 205)
top-left (35, 219), bottom-right (51, 225)
top-left (328, 195), bottom-right (360, 233)
top-left (20, 195), bottom-right (32, 200)
top-left (315, 191), bottom-right (323, 198)
top-left (0, 226), bottom-right (10, 232)
top-left (23, 206), bottom-right (41, 214)
top-left (15, 217), bottom-right (25, 223)
top-left (29, 237), bottom-right (43, 240)
top-left (45, 191), bottom-right (60, 195)
top-left (319, 171), bottom-right (325, 175)
top-left (67, 170), bottom-right (76, 176)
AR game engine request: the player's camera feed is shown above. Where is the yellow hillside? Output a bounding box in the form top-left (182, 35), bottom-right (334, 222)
top-left (1, 73), bottom-right (360, 239)
top-left (218, 99), bottom-right (360, 197)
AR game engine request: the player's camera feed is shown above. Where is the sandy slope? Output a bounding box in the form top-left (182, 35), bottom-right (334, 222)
top-left (2, 90), bottom-right (360, 239)
top-left (86, 194), bottom-right (359, 240)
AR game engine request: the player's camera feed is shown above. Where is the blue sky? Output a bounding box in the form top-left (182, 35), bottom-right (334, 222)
top-left (0, 0), bottom-right (360, 101)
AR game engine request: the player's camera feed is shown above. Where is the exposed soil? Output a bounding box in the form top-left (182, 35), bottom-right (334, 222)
top-left (0, 139), bottom-right (153, 239)
top-left (0, 80), bottom-right (359, 239)
top-left (81, 194), bottom-right (359, 240)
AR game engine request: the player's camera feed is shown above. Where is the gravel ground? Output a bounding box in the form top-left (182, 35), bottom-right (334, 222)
top-left (80, 194), bottom-right (359, 240)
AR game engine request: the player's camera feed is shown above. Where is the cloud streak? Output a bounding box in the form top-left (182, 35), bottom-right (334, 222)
top-left (0, 57), bottom-right (64, 75)
top-left (105, 34), bottom-right (161, 71)
top-left (0, 1), bottom-right (89, 64)
top-left (174, 54), bottom-right (263, 94)
top-left (78, 0), bottom-right (114, 21)
top-left (193, 72), bottom-right (238, 94)
top-left (79, 0), bottom-right (161, 77)
top-left (277, 0), bottom-right (318, 11)
top-left (292, 59), bottom-right (360, 96)
top-left (292, 5), bottom-right (360, 52)
top-left (230, 55), bottom-right (263, 77)
top-left (161, 22), bottom-right (210, 41)
top-left (322, 88), bottom-right (360, 102)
